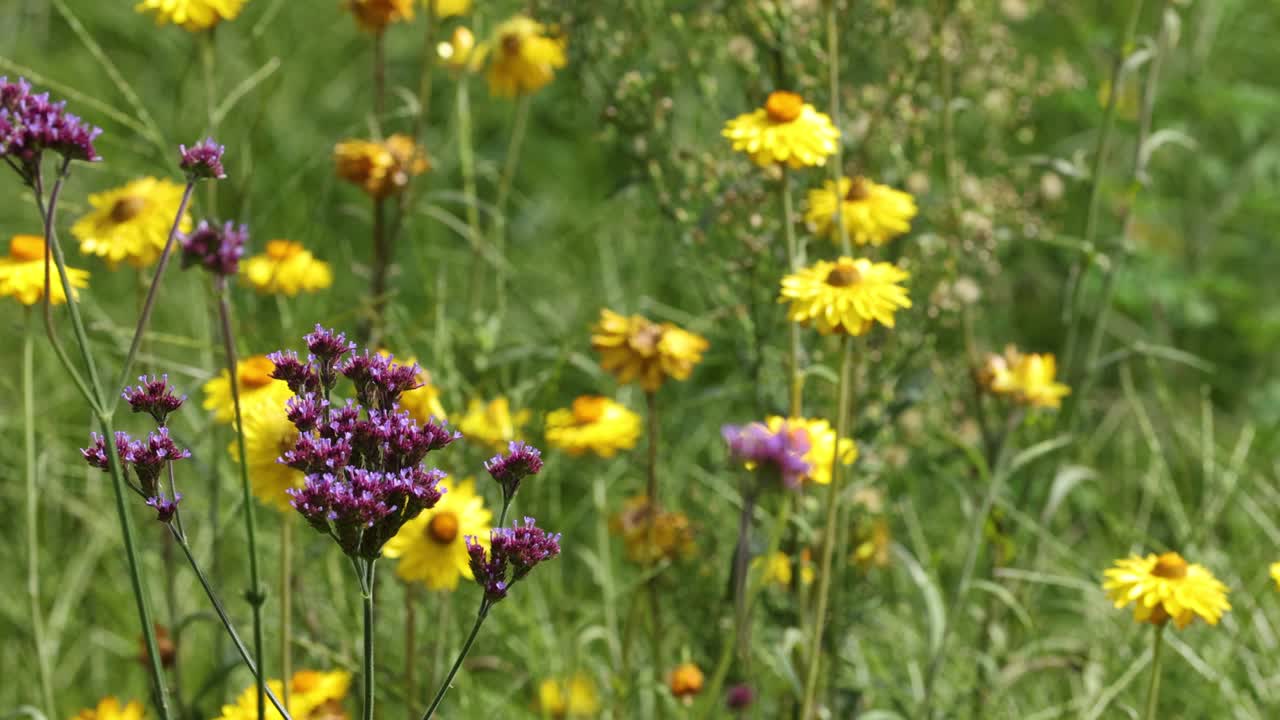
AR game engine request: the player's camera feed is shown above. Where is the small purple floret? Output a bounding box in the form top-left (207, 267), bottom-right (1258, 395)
top-left (722, 421), bottom-right (812, 490)
top-left (267, 350), bottom-right (321, 395)
top-left (484, 440), bottom-right (543, 501)
top-left (122, 374), bottom-right (186, 424)
top-left (179, 138), bottom-right (226, 181)
top-left (180, 220), bottom-right (247, 277)
top-left (467, 517), bottom-right (561, 604)
top-left (81, 431), bottom-right (131, 472)
top-left (1, 77), bottom-right (101, 182)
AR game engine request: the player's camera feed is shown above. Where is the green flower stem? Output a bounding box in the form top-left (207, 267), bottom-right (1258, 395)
top-left (422, 599), bottom-right (491, 720)
top-left (201, 30), bottom-right (219, 213)
top-left (493, 93), bottom-right (532, 321)
top-left (825, 0), bottom-right (853, 258)
top-left (215, 280), bottom-right (268, 720)
top-left (360, 559), bottom-right (377, 720)
top-left (732, 485), bottom-right (758, 665)
top-left (281, 515), bottom-right (294, 711)
top-left (23, 310), bottom-right (56, 720)
top-left (405, 585), bottom-right (418, 717)
top-left (1143, 623), bottom-right (1166, 720)
top-left (799, 334), bottom-right (854, 719)
top-left (460, 79), bottom-right (486, 315)
top-left (781, 169), bottom-right (804, 416)
top-left (368, 196), bottom-right (390, 345)
top-left (643, 390), bottom-right (666, 717)
top-left (411, 2), bottom-right (438, 143)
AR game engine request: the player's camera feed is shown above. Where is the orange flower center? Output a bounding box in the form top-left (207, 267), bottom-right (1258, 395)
top-left (1152, 552), bottom-right (1188, 580)
top-left (824, 262), bottom-right (862, 288)
top-left (427, 511), bottom-right (459, 544)
top-left (110, 195), bottom-right (148, 223)
top-left (291, 671), bottom-right (322, 693)
top-left (572, 396), bottom-right (609, 424)
top-left (9, 234), bottom-right (45, 262)
top-left (765, 91), bottom-right (804, 123)
top-left (266, 240), bottom-right (303, 260)
top-left (845, 177), bottom-right (871, 201)
top-left (239, 355), bottom-right (278, 389)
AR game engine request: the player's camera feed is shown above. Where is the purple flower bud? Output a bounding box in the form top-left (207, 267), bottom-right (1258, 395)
top-left (466, 517), bottom-right (561, 603)
top-left (726, 684), bottom-right (755, 712)
top-left (180, 220), bottom-right (247, 277)
top-left (125, 428), bottom-right (192, 496)
top-left (466, 536), bottom-right (510, 603)
top-left (0, 78), bottom-right (101, 182)
top-left (722, 421), bottom-right (812, 490)
top-left (122, 374), bottom-right (186, 424)
top-left (146, 492), bottom-right (182, 523)
top-left (267, 350), bottom-right (321, 395)
top-left (81, 431), bottom-right (132, 472)
top-left (179, 138), bottom-right (226, 180)
top-left (484, 440), bottom-right (543, 501)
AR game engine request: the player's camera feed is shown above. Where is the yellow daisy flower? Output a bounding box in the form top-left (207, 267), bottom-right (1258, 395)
top-left (135, 0), bottom-right (245, 31)
top-left (427, 0), bottom-right (469, 17)
top-left (480, 15), bottom-right (567, 97)
top-left (1102, 551), bottom-right (1231, 629)
top-left (1271, 562), bottom-right (1280, 592)
top-left (216, 669), bottom-right (352, 720)
top-left (534, 673), bottom-right (601, 718)
top-left (610, 496), bottom-right (695, 565)
top-left (779, 256), bottom-right (911, 336)
top-left (0, 235), bottom-right (88, 306)
top-left (398, 364), bottom-right (447, 425)
top-left (345, 0), bottom-right (414, 31)
top-left (545, 395), bottom-right (642, 458)
top-left (988, 351), bottom-right (1071, 409)
top-left (457, 396), bottom-right (529, 452)
top-left (757, 550), bottom-right (815, 588)
top-left (805, 176), bottom-right (918, 247)
top-left (240, 240), bottom-right (333, 296)
top-left (203, 354), bottom-right (295, 426)
top-left (438, 26), bottom-right (476, 72)
top-left (71, 177), bottom-right (193, 269)
top-left (722, 91), bottom-right (840, 169)
top-left (232, 399), bottom-right (302, 512)
top-left (590, 309), bottom-right (709, 393)
top-left (383, 477), bottom-right (491, 591)
top-left (334, 135), bottom-right (429, 199)
top-left (72, 697), bottom-right (145, 720)
top-left (764, 415), bottom-right (856, 486)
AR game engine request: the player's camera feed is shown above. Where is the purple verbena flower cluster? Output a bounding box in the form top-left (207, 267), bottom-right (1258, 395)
top-left (180, 220), bottom-right (247, 277)
top-left (722, 421), bottom-right (812, 490)
top-left (179, 138), bottom-right (226, 181)
top-left (122, 374), bottom-right (186, 424)
top-left (82, 427), bottom-right (191, 522)
top-left (1, 76), bottom-right (102, 183)
top-left (274, 326), bottom-right (461, 559)
top-left (484, 440), bottom-right (543, 502)
top-left (465, 517), bottom-right (562, 604)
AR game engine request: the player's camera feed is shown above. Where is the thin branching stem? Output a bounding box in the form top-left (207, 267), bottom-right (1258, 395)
top-left (23, 310), bottom-right (56, 720)
top-left (422, 599), bottom-right (491, 720)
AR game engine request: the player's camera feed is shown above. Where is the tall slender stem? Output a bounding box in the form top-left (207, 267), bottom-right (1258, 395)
top-left (422, 600), bottom-right (490, 720)
top-left (826, 0), bottom-right (854, 258)
top-left (373, 30), bottom-right (387, 123)
top-left (217, 281), bottom-right (267, 720)
top-left (361, 559), bottom-right (377, 720)
top-left (493, 94), bottom-right (532, 320)
top-left (459, 78), bottom-right (485, 314)
top-left (23, 310), bottom-right (56, 720)
top-left (732, 487), bottom-right (758, 664)
top-left (368, 197), bottom-right (389, 344)
top-left (201, 30), bottom-right (219, 213)
top-left (281, 515), bottom-right (294, 710)
top-left (781, 170), bottom-right (804, 416)
top-left (643, 389), bottom-right (665, 716)
top-left (405, 585), bottom-right (418, 718)
top-left (799, 335), bottom-right (853, 719)
top-left (411, 3), bottom-right (438, 143)
top-left (1143, 624), bottom-right (1166, 720)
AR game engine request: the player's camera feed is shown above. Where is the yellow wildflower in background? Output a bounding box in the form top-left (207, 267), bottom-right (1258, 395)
top-left (232, 400), bottom-right (302, 512)
top-left (398, 363), bottom-right (447, 425)
top-left (72, 177), bottom-right (193, 268)
top-left (545, 395), bottom-right (642, 457)
top-left (591, 309), bottom-right (708, 393)
top-left (667, 663), bottom-right (705, 702)
top-left (805, 176), bottom-right (918, 247)
top-left (457, 396), bottom-right (529, 452)
top-left (780, 257), bottom-right (911, 336)
top-left (1271, 562), bottom-right (1280, 592)
top-left (334, 135), bottom-right (429, 199)
top-left (1103, 551), bottom-right (1230, 629)
top-left (988, 351), bottom-right (1070, 409)
top-left (764, 416), bottom-right (856, 486)
top-left (384, 477), bottom-right (491, 591)
top-left (722, 91), bottom-right (840, 168)
top-left (203, 354), bottom-right (294, 425)
top-left (758, 550), bottom-right (815, 587)
top-left (438, 26), bottom-right (476, 71)
top-left (428, 0), bottom-right (470, 17)
top-left (72, 697), bottom-right (145, 720)
top-left (216, 669), bottom-right (351, 720)
top-left (481, 15), bottom-right (566, 97)
top-left (852, 517), bottom-right (891, 571)
top-left (534, 673), bottom-right (601, 718)
top-left (610, 496), bottom-right (695, 565)
top-left (135, 0), bottom-right (245, 31)
top-left (345, 0), bottom-right (414, 31)
top-left (240, 240), bottom-right (333, 296)
top-left (0, 235), bottom-right (88, 306)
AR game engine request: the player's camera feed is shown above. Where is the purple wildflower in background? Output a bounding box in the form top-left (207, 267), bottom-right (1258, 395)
top-left (0, 76), bottom-right (101, 182)
top-left (122, 374), bottom-right (186, 424)
top-left (722, 421), bottom-right (812, 490)
top-left (726, 684), bottom-right (755, 712)
top-left (484, 440), bottom-right (544, 502)
top-left (179, 138), bottom-right (226, 180)
top-left (466, 517), bottom-right (562, 605)
top-left (180, 220), bottom-right (247, 277)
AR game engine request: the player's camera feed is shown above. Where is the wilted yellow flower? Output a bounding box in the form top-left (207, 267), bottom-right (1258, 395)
top-left (346, 0), bottom-right (413, 31)
top-left (0, 235), bottom-right (88, 306)
top-left (545, 395), bottom-right (642, 458)
top-left (534, 673), bottom-right (601, 718)
top-left (667, 663), bottom-right (705, 702)
top-left (72, 697), bottom-right (145, 720)
top-left (757, 550), bottom-right (815, 587)
top-left (610, 496), bottom-right (694, 565)
top-left (232, 399), bottom-right (302, 512)
top-left (240, 240), bottom-right (333, 296)
top-left (591, 309), bottom-right (708, 393)
top-left (480, 15), bottom-right (567, 97)
top-left (988, 351), bottom-right (1070, 409)
top-left (438, 26), bottom-right (476, 71)
top-left (203, 354), bottom-right (294, 425)
top-left (457, 396), bottom-right (530, 452)
top-left (427, 0), bottom-right (470, 17)
top-left (779, 256), bottom-right (911, 336)
top-left (1102, 551), bottom-right (1230, 629)
top-left (384, 478), bottom-right (491, 591)
top-left (722, 91), bottom-right (840, 168)
top-left (135, 0), bottom-right (245, 31)
top-left (805, 176), bottom-right (918, 247)
top-left (334, 135), bottom-right (429, 199)
top-left (72, 177), bottom-right (193, 268)
top-left (763, 416), bottom-right (856, 486)
top-left (216, 669), bottom-right (352, 720)
top-left (852, 517), bottom-right (891, 571)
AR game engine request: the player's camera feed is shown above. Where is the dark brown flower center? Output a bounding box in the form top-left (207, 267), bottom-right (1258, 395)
top-left (845, 177), bottom-right (870, 202)
top-left (1152, 552), bottom-right (1188, 580)
top-left (825, 263), bottom-right (862, 287)
top-left (765, 91), bottom-right (804, 123)
top-left (110, 195), bottom-right (148, 223)
top-left (501, 33), bottom-right (522, 56)
top-left (428, 511), bottom-right (459, 544)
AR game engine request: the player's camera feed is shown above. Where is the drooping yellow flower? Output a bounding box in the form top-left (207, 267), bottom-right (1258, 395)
top-left (216, 669), bottom-right (352, 720)
top-left (0, 235), bottom-right (88, 306)
top-left (667, 663), bottom-right (705, 702)
top-left (457, 396), bottom-right (529, 452)
top-left (232, 399), bottom-right (302, 512)
top-left (545, 395), bottom-right (642, 458)
top-left (852, 517), bottom-right (891, 571)
top-left (1271, 562), bottom-right (1280, 592)
top-left (383, 477), bottom-right (491, 591)
top-left (764, 416), bottom-right (856, 486)
top-left (988, 351), bottom-right (1071, 409)
top-left (591, 309), bottom-right (708, 393)
top-left (72, 697), bottom-right (145, 720)
top-left (203, 354), bottom-right (295, 425)
top-left (757, 550), bottom-right (815, 588)
top-left (610, 496), bottom-right (695, 565)
top-left (779, 256), bottom-right (911, 336)
top-left (135, 0), bottom-right (245, 31)
top-left (722, 91), bottom-right (840, 169)
top-left (805, 176), bottom-right (918, 247)
top-left (438, 26), bottom-right (476, 71)
top-left (240, 240), bottom-right (333, 296)
top-left (1103, 551), bottom-right (1230, 629)
top-left (334, 135), bottom-right (429, 199)
top-left (72, 177), bottom-right (193, 269)
top-left (427, 0), bottom-right (470, 17)
top-left (481, 15), bottom-right (567, 97)
top-left (345, 0), bottom-right (414, 31)
top-left (534, 673), bottom-right (601, 718)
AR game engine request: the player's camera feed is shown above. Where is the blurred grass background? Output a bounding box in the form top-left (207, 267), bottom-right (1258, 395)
top-left (3, 0), bottom-right (1280, 718)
